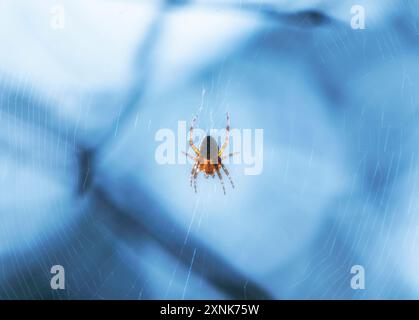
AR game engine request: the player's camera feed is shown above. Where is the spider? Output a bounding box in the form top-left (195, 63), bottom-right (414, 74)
top-left (183, 113), bottom-right (235, 195)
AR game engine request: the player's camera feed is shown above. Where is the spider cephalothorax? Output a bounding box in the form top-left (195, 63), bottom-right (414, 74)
top-left (183, 113), bottom-right (235, 195)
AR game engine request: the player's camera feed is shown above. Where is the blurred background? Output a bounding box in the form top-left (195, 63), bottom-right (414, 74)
top-left (1, 0), bottom-right (419, 299)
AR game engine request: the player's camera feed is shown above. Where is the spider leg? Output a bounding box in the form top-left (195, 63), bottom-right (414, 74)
top-left (189, 116), bottom-right (201, 156)
top-left (216, 168), bottom-right (226, 195)
top-left (221, 163), bottom-right (235, 189)
top-left (182, 151), bottom-right (197, 161)
top-left (218, 112), bottom-right (230, 157)
top-left (193, 168), bottom-right (199, 193)
top-left (221, 152), bottom-right (239, 160)
top-left (190, 163), bottom-right (197, 187)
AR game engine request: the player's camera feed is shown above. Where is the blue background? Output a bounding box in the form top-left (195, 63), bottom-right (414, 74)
top-left (1, 0), bottom-right (419, 299)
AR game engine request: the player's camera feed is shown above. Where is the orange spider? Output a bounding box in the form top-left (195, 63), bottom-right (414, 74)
top-left (183, 113), bottom-right (235, 195)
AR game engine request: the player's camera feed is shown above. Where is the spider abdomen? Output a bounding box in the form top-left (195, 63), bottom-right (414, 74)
top-left (199, 135), bottom-right (219, 164)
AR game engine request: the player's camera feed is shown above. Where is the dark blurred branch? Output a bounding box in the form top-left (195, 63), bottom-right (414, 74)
top-left (173, 0), bottom-right (334, 27)
top-left (92, 182), bottom-right (273, 300)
